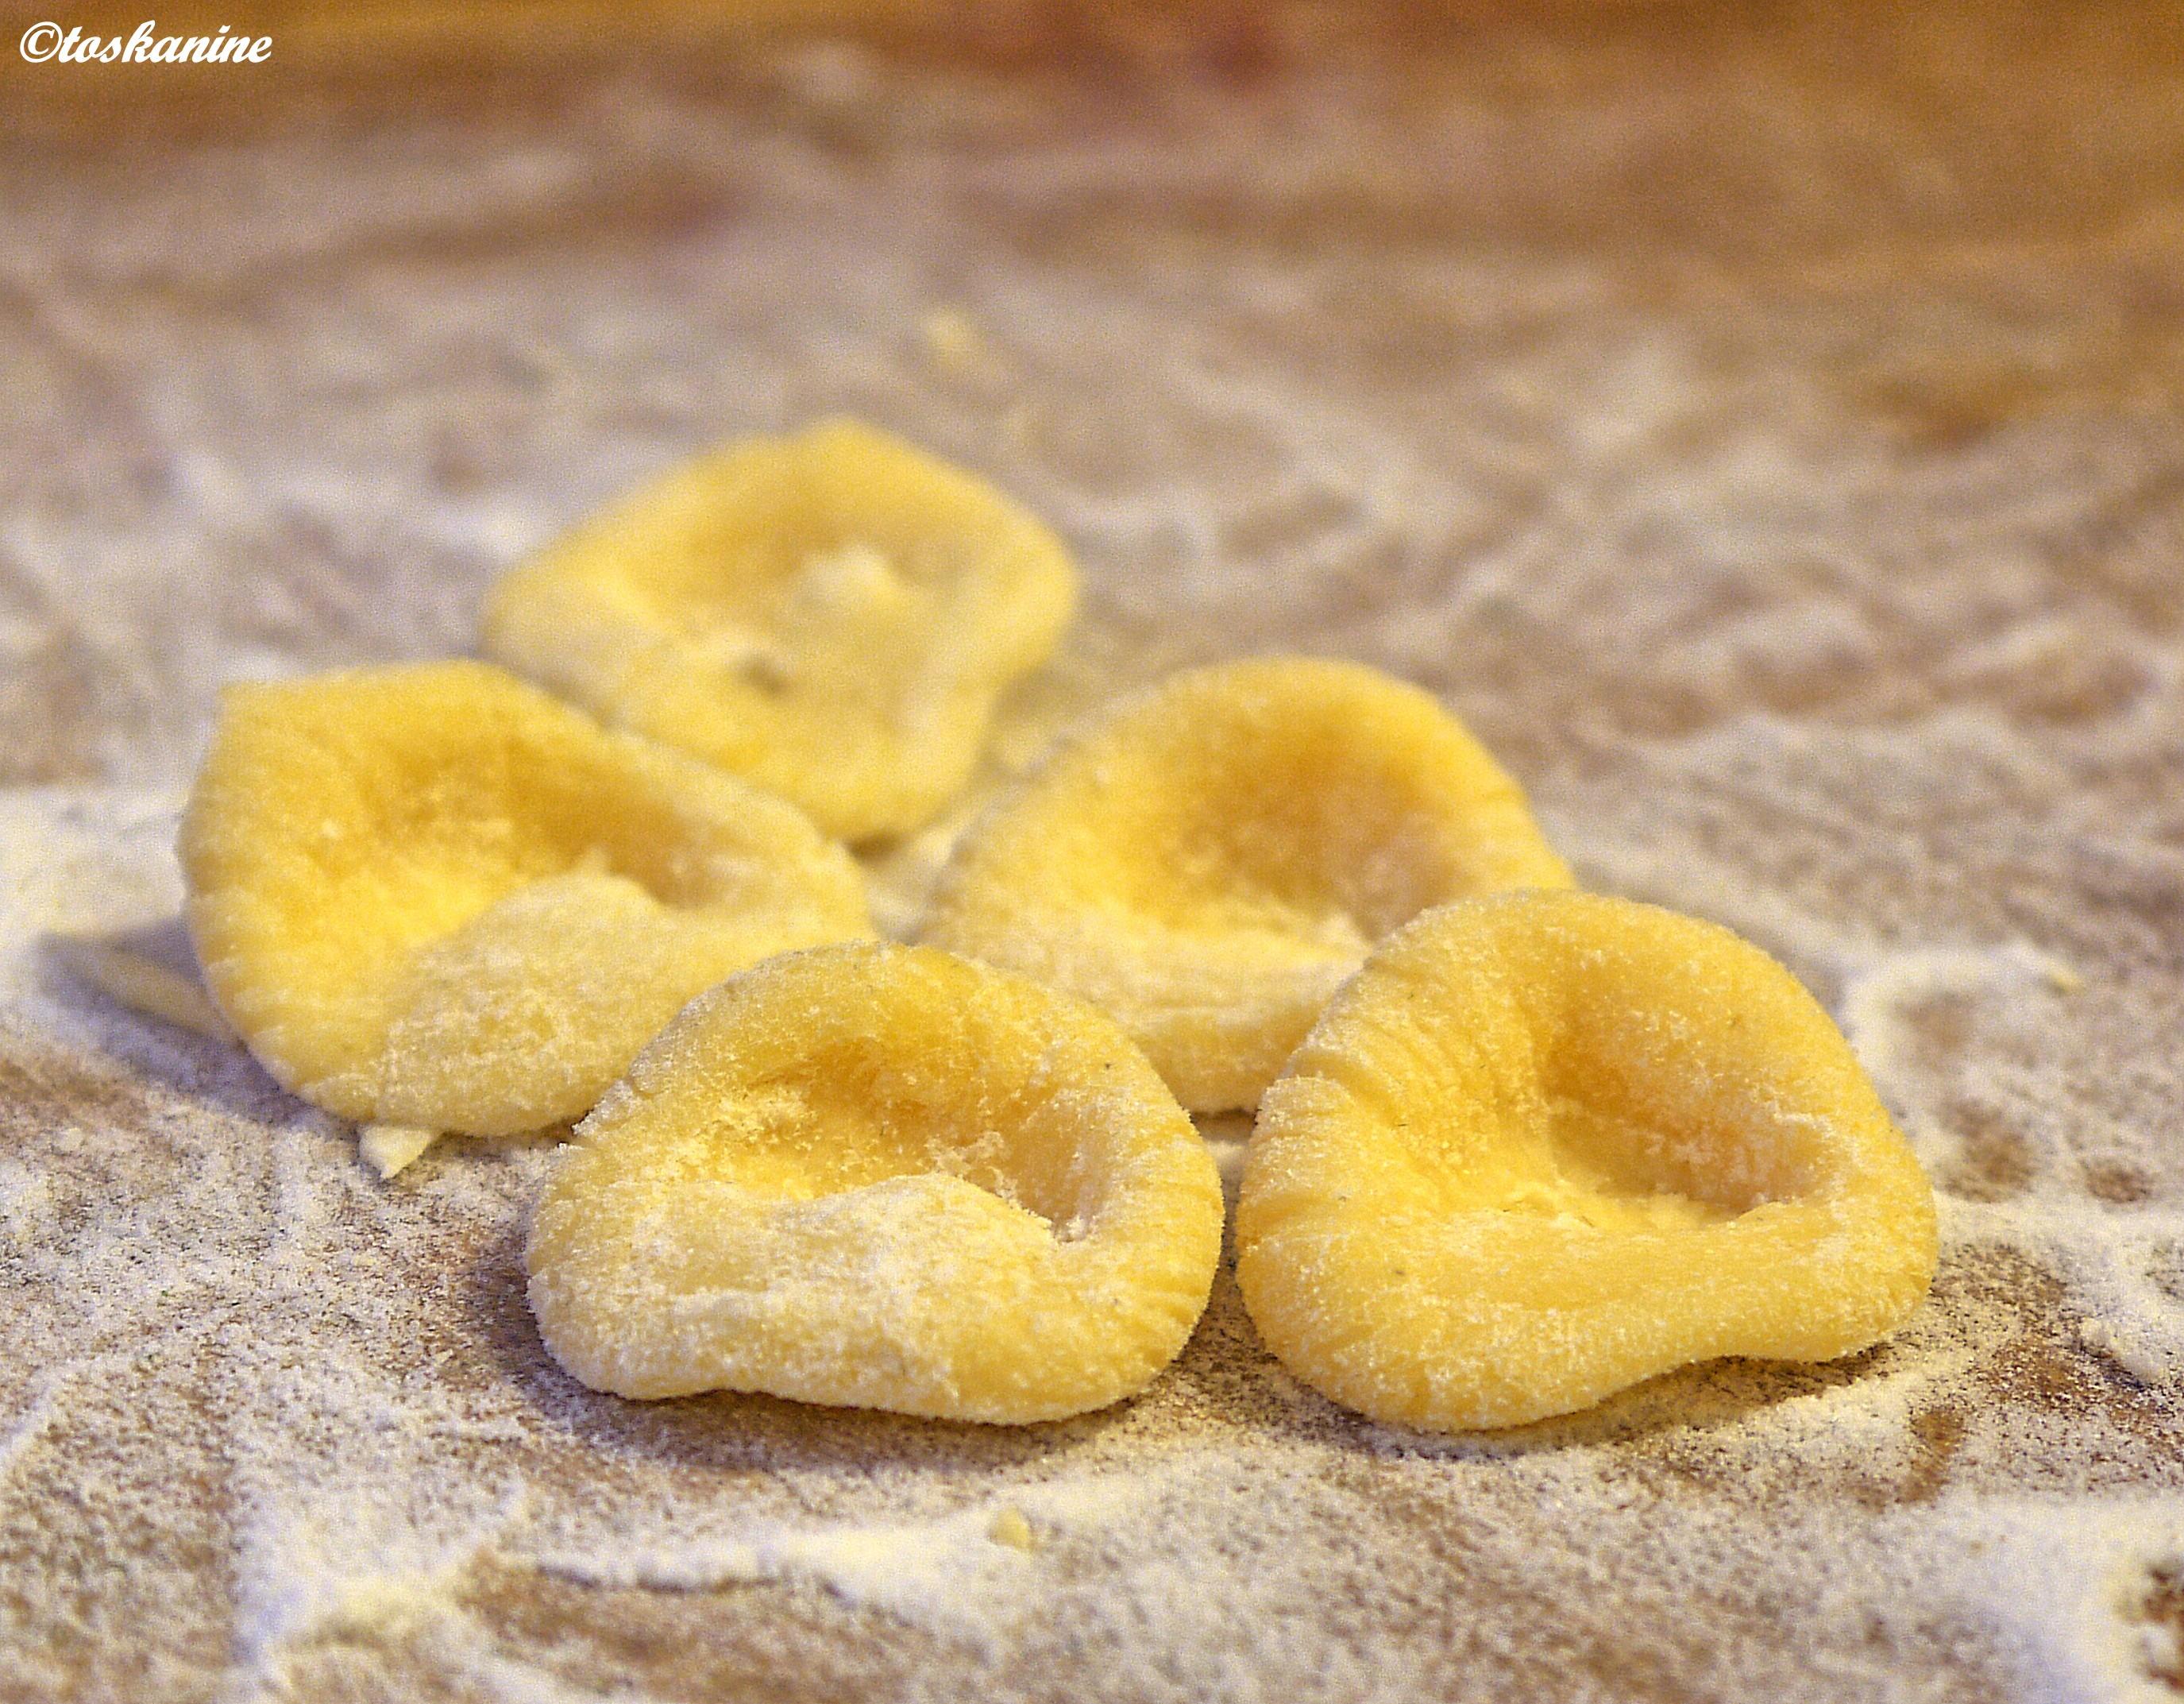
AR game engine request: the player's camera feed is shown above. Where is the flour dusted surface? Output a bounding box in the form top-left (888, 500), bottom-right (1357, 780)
top-left (6, 2), bottom-right (2184, 1698)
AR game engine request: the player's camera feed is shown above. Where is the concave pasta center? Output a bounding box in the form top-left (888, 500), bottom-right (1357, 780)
top-left (1075, 716), bottom-right (1482, 957)
top-left (673, 530), bottom-right (934, 713)
top-left (1468, 1092), bottom-right (1809, 1235)
top-left (672, 1039), bottom-right (1089, 1237)
top-left (1418, 963), bottom-right (1830, 1235)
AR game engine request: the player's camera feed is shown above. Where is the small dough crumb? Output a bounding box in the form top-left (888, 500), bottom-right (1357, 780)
top-left (987, 1507), bottom-right (1036, 1551)
top-left (2077, 1315), bottom-right (2175, 1385)
top-left (360, 1124), bottom-right (440, 1180)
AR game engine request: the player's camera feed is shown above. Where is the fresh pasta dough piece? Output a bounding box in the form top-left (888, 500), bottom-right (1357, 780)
top-left (1237, 891), bottom-right (1939, 1432)
top-left (920, 657), bottom-right (1572, 1113)
top-left (527, 941), bottom-right (1224, 1422)
top-left (179, 660), bottom-right (869, 1138)
top-left (480, 419), bottom-right (1078, 842)
top-left (359, 1124), bottom-right (440, 1180)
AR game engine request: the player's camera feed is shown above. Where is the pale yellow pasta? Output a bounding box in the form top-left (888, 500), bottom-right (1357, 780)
top-left (179, 660), bottom-right (868, 1137)
top-left (527, 941), bottom-right (1224, 1422)
top-left (922, 657), bottom-right (1572, 1112)
top-left (1237, 891), bottom-right (1939, 1432)
top-left (480, 419), bottom-right (1077, 841)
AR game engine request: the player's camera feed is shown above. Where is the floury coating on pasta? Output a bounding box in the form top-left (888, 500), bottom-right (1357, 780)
top-left (480, 419), bottom-right (1078, 843)
top-left (527, 941), bottom-right (1225, 1422)
top-left (1238, 891), bottom-right (1939, 1432)
top-left (922, 657), bottom-right (1572, 1114)
top-left (179, 660), bottom-right (870, 1138)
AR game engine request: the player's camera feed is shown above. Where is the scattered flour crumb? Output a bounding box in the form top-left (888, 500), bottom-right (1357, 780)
top-left (529, 1470), bottom-right (1153, 1650)
top-left (1910, 1497), bottom-right (2184, 1702)
top-left (2076, 1313), bottom-right (2179, 1387)
top-left (2140, 1619), bottom-right (2182, 1682)
top-left (229, 1455), bottom-right (528, 1678)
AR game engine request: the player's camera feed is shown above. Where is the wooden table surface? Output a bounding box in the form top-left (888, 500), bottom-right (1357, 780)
top-left (4, 4), bottom-right (2183, 1700)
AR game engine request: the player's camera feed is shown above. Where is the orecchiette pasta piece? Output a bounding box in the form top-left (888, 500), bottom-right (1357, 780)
top-left (480, 419), bottom-right (1078, 842)
top-left (920, 657), bottom-right (1572, 1113)
top-left (527, 941), bottom-right (1224, 1422)
top-left (179, 660), bottom-right (868, 1138)
top-left (1237, 891), bottom-right (1939, 1432)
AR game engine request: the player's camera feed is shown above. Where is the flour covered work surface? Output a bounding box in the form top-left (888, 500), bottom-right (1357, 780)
top-left (5, 2), bottom-right (2184, 1699)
